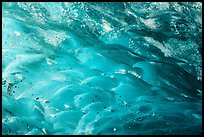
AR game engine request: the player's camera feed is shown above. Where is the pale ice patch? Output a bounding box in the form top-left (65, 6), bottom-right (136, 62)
top-left (144, 36), bottom-right (172, 57)
top-left (141, 18), bottom-right (158, 30)
top-left (113, 128), bottom-right (117, 132)
top-left (80, 76), bottom-right (97, 86)
top-left (46, 58), bottom-right (57, 65)
top-left (115, 69), bottom-right (126, 74)
top-left (50, 114), bottom-right (56, 118)
top-left (15, 74), bottom-right (23, 81)
top-left (64, 104), bottom-right (71, 109)
top-left (39, 28), bottom-right (69, 47)
top-left (49, 74), bottom-right (67, 81)
top-left (14, 31), bottom-right (21, 37)
top-left (102, 19), bottom-right (113, 32)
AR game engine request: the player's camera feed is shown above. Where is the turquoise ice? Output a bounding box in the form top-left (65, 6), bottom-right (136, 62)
top-left (2, 2), bottom-right (202, 135)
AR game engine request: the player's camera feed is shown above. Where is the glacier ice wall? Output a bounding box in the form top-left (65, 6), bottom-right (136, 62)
top-left (2, 2), bottom-right (202, 135)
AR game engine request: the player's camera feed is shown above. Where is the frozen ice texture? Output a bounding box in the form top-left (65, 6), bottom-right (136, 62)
top-left (2, 2), bottom-right (202, 135)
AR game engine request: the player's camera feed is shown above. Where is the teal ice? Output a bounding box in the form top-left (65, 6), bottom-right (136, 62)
top-left (2, 2), bottom-right (202, 135)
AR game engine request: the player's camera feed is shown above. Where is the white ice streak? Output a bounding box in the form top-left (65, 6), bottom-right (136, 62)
top-left (102, 19), bottom-right (113, 32)
top-left (3, 54), bottom-right (45, 79)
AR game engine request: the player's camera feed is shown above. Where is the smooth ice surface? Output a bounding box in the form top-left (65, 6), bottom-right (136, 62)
top-left (2, 2), bottom-right (202, 135)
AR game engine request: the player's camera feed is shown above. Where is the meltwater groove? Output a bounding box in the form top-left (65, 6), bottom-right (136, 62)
top-left (2, 2), bottom-right (202, 135)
